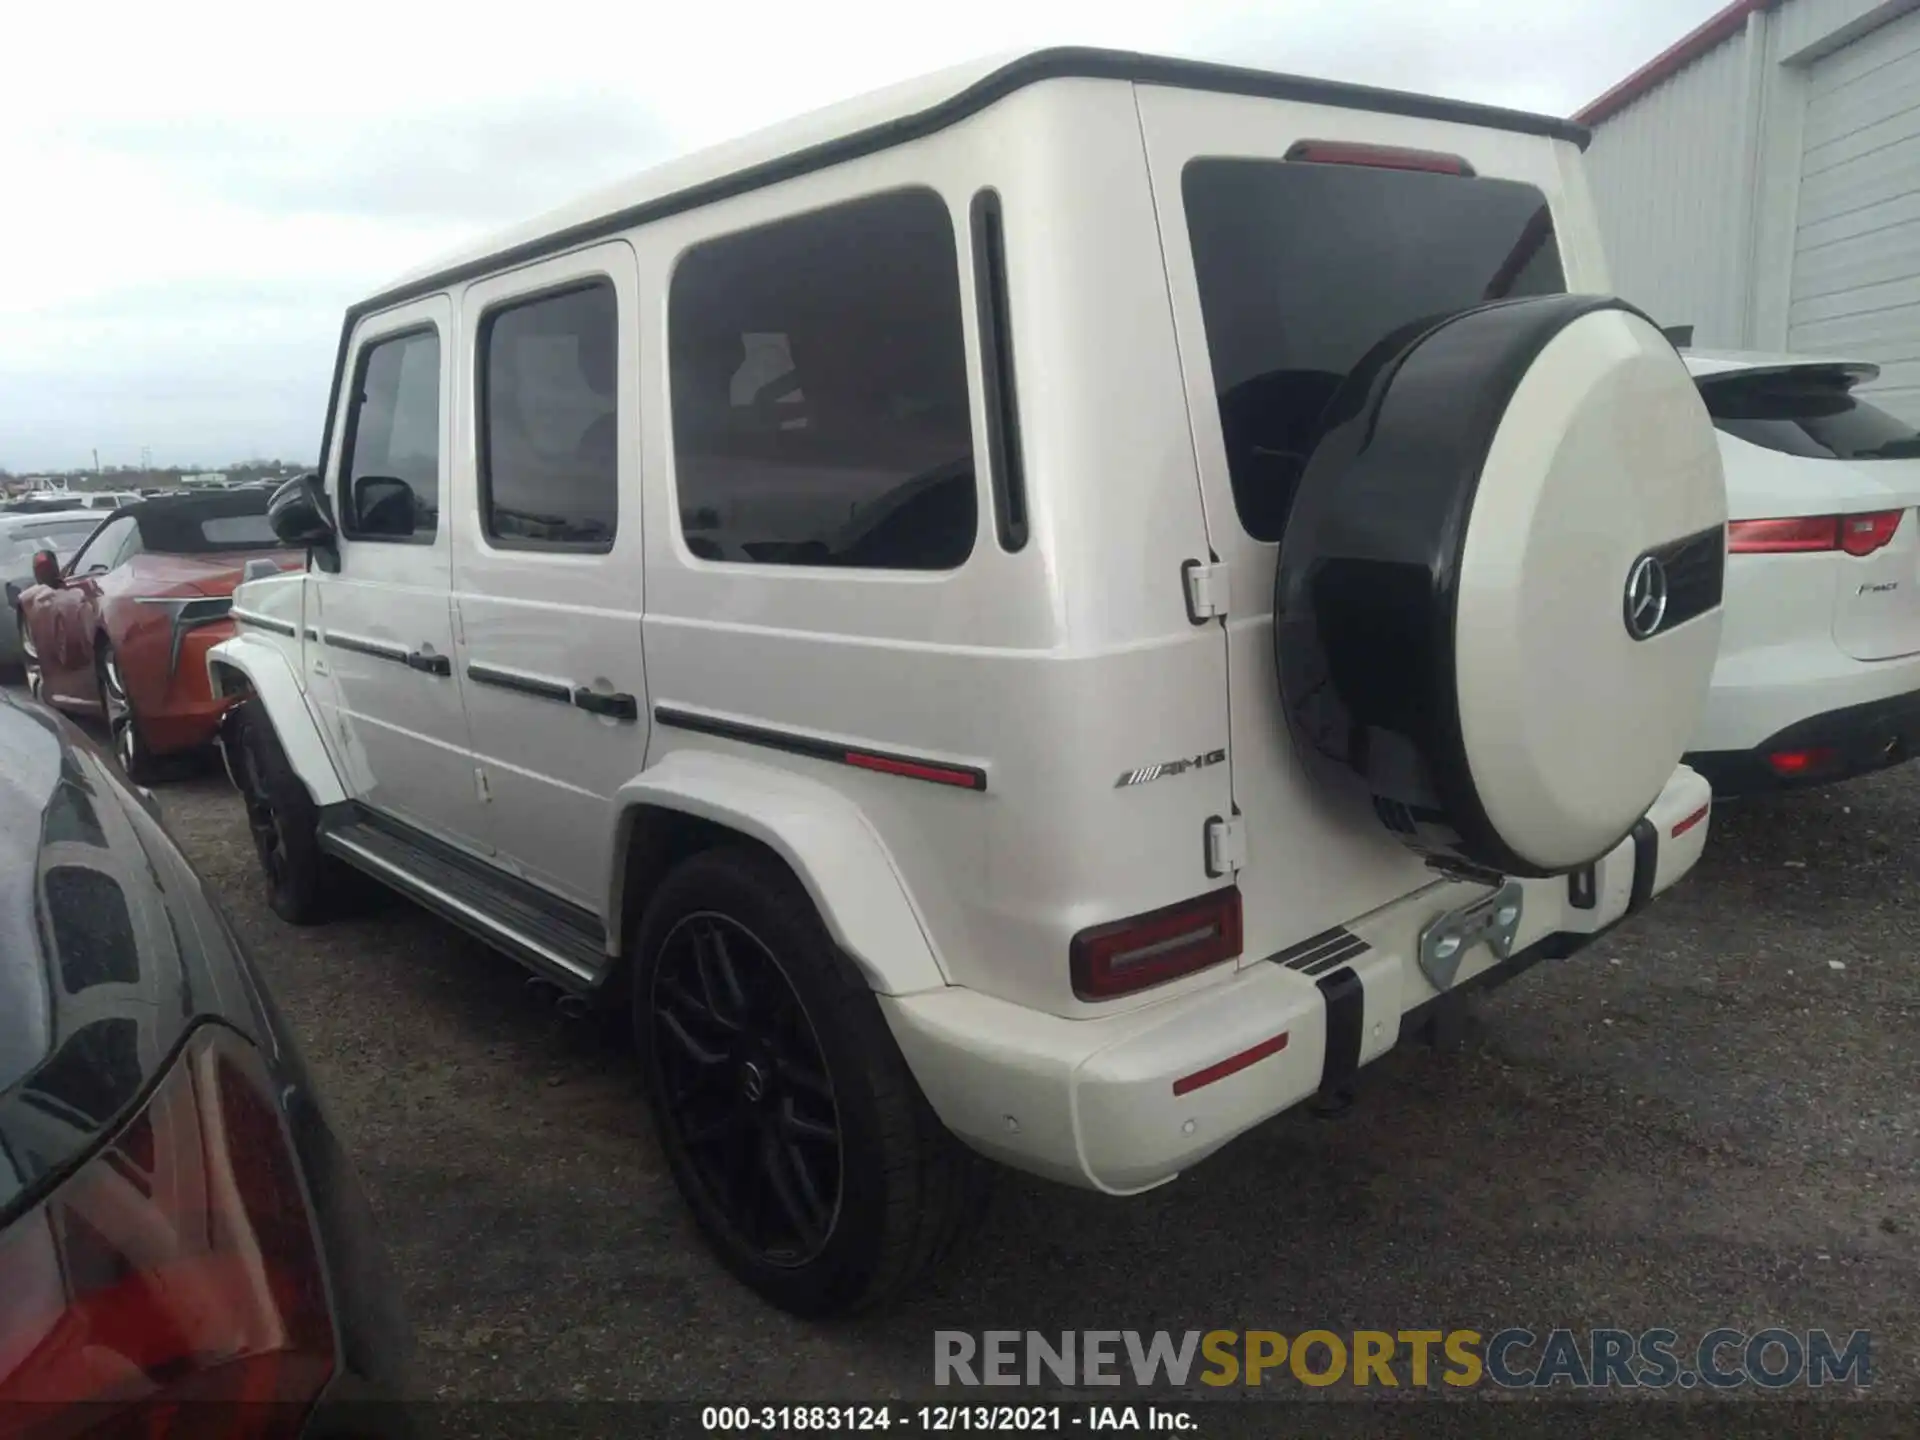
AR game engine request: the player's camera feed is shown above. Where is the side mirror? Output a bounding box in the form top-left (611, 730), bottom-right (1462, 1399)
top-left (267, 474), bottom-right (337, 548)
top-left (31, 550), bottom-right (63, 589)
top-left (351, 476), bottom-right (416, 538)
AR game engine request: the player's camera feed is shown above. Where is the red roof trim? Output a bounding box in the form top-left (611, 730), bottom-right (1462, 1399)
top-left (1573, 0), bottom-right (1773, 127)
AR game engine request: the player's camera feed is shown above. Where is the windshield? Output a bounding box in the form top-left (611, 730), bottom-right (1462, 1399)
top-left (1183, 157), bottom-right (1565, 542)
top-left (1698, 368), bottom-right (1920, 460)
top-left (0, 517), bottom-right (101, 566)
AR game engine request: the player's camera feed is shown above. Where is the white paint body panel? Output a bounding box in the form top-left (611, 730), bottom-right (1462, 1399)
top-left (887, 764), bottom-right (1712, 1194)
top-left (206, 626), bottom-right (348, 809)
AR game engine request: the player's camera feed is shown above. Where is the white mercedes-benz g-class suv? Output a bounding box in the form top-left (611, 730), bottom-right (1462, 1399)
top-left (211, 47), bottom-right (1727, 1315)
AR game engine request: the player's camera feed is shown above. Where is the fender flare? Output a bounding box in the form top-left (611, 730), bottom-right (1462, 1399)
top-left (609, 750), bottom-right (947, 997)
top-left (206, 634), bottom-right (347, 808)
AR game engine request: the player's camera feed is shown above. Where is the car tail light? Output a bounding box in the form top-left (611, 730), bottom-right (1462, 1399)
top-left (1728, 510), bottom-right (1904, 556)
top-left (1070, 887), bottom-right (1243, 1000)
top-left (1285, 139), bottom-right (1473, 175)
top-left (0, 1026), bottom-right (335, 1437)
top-left (1768, 747), bottom-right (1840, 779)
top-left (1840, 511), bottom-right (1905, 557)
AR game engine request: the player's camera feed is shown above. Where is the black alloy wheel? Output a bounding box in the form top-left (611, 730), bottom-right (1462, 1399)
top-left (648, 911), bottom-right (843, 1266)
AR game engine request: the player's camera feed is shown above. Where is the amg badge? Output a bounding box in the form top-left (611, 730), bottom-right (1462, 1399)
top-left (1115, 749), bottom-right (1226, 788)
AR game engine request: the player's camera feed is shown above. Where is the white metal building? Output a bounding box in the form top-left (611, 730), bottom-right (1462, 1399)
top-left (1577, 0), bottom-right (1920, 419)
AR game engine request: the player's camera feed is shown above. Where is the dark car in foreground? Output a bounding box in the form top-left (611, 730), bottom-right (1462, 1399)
top-left (0, 692), bottom-right (410, 1436)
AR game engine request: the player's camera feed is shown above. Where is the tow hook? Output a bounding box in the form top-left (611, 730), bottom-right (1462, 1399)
top-left (1418, 880), bottom-right (1524, 991)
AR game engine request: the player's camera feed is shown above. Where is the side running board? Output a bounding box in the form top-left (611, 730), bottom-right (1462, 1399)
top-left (316, 805), bottom-right (608, 993)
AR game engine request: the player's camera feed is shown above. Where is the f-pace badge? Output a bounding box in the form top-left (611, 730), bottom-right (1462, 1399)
top-left (1115, 749), bottom-right (1226, 788)
top-left (1623, 553), bottom-right (1669, 641)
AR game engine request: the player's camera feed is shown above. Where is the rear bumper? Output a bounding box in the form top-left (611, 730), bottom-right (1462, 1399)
top-left (885, 766), bottom-right (1712, 1195)
top-left (1686, 688), bottom-right (1920, 795)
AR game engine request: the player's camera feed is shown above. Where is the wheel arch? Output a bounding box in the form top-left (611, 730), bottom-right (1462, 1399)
top-left (608, 750), bottom-right (948, 998)
top-left (206, 634), bottom-right (347, 808)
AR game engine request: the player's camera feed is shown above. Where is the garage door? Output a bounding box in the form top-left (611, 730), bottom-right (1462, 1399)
top-left (1789, 5), bottom-right (1920, 422)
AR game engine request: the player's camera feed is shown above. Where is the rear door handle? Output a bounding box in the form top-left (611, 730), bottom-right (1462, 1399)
top-left (571, 687), bottom-right (638, 721)
top-left (406, 650), bottom-right (451, 677)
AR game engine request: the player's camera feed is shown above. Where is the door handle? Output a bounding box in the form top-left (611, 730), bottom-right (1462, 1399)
top-left (571, 687), bottom-right (638, 721)
top-left (406, 650), bottom-right (451, 676)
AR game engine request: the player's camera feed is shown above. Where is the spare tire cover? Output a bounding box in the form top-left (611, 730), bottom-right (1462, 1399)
top-left (1273, 295), bottom-right (1725, 878)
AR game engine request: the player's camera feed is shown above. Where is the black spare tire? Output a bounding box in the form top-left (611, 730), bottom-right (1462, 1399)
top-left (1273, 294), bottom-right (1726, 878)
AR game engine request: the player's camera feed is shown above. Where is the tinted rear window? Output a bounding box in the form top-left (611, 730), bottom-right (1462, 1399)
top-left (1699, 370), bottom-right (1920, 461)
top-left (137, 501), bottom-right (280, 554)
top-left (1183, 158), bottom-right (1564, 542)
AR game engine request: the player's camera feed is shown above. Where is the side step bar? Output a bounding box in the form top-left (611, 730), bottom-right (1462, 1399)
top-left (316, 804), bottom-right (609, 995)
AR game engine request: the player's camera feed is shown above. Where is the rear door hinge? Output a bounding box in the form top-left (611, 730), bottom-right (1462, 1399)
top-left (1182, 558), bottom-right (1229, 623)
top-left (1205, 814), bottom-right (1246, 878)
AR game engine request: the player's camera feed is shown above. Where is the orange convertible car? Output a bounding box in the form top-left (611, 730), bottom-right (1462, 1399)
top-left (15, 489), bottom-right (300, 780)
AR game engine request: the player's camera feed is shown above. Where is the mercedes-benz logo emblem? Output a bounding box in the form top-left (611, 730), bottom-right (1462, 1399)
top-left (1624, 554), bottom-right (1670, 641)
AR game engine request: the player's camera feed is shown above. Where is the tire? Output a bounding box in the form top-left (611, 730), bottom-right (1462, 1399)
top-left (631, 847), bottom-right (990, 1316)
top-left (96, 640), bottom-right (159, 785)
top-left (1273, 295), bottom-right (1726, 877)
top-left (233, 699), bottom-right (342, 925)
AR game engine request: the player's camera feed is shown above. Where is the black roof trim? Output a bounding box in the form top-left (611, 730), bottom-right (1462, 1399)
top-left (315, 47), bottom-right (1590, 476)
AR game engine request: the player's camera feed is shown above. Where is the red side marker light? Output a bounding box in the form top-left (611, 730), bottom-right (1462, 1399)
top-left (1670, 802), bottom-right (1710, 839)
top-left (843, 751), bottom-right (981, 789)
top-left (1172, 1031), bottom-right (1291, 1097)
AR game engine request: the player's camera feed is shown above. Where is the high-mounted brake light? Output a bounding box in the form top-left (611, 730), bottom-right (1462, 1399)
top-left (1285, 139), bottom-right (1473, 175)
top-left (0, 1026), bottom-right (335, 1436)
top-left (1728, 510), bottom-right (1904, 557)
top-left (1071, 887), bottom-right (1243, 1000)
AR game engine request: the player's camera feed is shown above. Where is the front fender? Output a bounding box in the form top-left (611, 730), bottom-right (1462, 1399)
top-left (206, 633), bottom-right (346, 808)
top-left (610, 750), bottom-right (947, 997)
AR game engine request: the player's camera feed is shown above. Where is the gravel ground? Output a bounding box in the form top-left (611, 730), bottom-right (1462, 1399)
top-left (131, 746), bottom-right (1919, 1407)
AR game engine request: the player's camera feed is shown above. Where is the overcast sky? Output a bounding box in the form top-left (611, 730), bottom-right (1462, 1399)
top-left (0, 0), bottom-right (1724, 472)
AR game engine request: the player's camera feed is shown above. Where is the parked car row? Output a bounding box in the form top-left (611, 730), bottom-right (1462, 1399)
top-left (4, 47), bottom-right (1916, 1353)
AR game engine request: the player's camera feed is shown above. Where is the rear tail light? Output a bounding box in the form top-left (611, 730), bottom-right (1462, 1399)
top-left (1071, 887), bottom-right (1243, 1000)
top-left (1841, 511), bottom-right (1904, 557)
top-left (1728, 510), bottom-right (1904, 557)
top-left (1768, 747), bottom-right (1840, 779)
top-left (0, 1026), bottom-right (335, 1436)
top-left (1285, 139), bottom-right (1473, 175)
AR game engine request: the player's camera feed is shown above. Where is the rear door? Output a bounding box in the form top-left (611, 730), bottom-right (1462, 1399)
top-left (1700, 364), bottom-right (1920, 661)
top-left (1135, 87), bottom-right (1590, 957)
top-left (450, 242), bottom-right (645, 913)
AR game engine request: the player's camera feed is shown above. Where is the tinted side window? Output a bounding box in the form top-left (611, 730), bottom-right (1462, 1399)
top-left (341, 328), bottom-right (441, 542)
top-left (668, 188), bottom-right (976, 570)
top-left (1183, 159), bottom-right (1565, 542)
top-left (480, 282), bottom-right (619, 549)
top-left (1700, 371), bottom-right (1920, 461)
